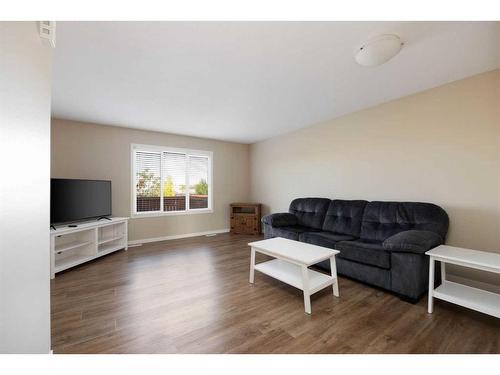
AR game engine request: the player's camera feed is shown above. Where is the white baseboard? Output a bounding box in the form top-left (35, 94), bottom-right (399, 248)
top-left (128, 228), bottom-right (230, 246)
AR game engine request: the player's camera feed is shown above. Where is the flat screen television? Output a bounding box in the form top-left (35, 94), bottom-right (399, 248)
top-left (51, 179), bottom-right (112, 224)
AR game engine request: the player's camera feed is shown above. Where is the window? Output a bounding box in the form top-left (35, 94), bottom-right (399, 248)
top-left (132, 144), bottom-right (212, 216)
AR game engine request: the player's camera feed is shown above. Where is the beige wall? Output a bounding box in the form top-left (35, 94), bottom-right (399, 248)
top-left (51, 119), bottom-right (250, 241)
top-left (250, 69), bottom-right (500, 286)
top-left (0, 22), bottom-right (52, 353)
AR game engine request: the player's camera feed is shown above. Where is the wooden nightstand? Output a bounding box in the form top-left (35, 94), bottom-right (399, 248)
top-left (230, 203), bottom-right (262, 235)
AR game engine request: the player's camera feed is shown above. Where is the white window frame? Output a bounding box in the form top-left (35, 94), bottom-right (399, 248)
top-left (131, 143), bottom-right (213, 218)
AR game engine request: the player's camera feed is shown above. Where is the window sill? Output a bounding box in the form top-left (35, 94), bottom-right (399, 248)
top-left (131, 209), bottom-right (214, 219)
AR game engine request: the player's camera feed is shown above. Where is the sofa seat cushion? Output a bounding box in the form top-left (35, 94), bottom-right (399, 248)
top-left (336, 240), bottom-right (391, 269)
top-left (271, 226), bottom-right (320, 241)
top-left (300, 231), bottom-right (357, 249)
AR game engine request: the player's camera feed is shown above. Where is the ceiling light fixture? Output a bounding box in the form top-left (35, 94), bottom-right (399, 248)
top-left (355, 34), bottom-right (403, 67)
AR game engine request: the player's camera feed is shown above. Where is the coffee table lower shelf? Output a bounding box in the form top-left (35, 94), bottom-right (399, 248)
top-left (254, 259), bottom-right (336, 295)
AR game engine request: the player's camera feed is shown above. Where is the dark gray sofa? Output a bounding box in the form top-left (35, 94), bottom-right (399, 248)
top-left (262, 198), bottom-right (449, 302)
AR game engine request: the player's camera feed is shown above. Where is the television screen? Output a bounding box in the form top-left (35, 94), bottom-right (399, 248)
top-left (51, 179), bottom-right (112, 224)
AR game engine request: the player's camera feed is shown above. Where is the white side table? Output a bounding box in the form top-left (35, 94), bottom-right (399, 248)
top-left (426, 245), bottom-right (500, 318)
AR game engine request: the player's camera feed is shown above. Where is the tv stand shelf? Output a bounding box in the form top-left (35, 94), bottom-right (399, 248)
top-left (55, 240), bottom-right (93, 254)
top-left (50, 217), bottom-right (128, 278)
top-left (98, 235), bottom-right (125, 245)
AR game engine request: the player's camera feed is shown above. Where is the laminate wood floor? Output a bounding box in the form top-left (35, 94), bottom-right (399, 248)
top-left (51, 233), bottom-right (500, 353)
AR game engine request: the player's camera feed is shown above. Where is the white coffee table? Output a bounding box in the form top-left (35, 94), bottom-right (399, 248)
top-left (248, 237), bottom-right (340, 314)
top-left (426, 245), bottom-right (500, 318)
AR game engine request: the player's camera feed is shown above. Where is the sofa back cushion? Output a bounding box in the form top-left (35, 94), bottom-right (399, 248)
top-left (360, 201), bottom-right (449, 242)
top-left (289, 198), bottom-right (331, 230)
top-left (322, 200), bottom-right (368, 236)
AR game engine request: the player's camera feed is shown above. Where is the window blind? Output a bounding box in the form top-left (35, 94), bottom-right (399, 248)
top-left (188, 155), bottom-right (209, 209)
top-left (162, 152), bottom-right (187, 212)
top-left (135, 151), bottom-right (161, 212)
top-left (133, 145), bottom-right (212, 215)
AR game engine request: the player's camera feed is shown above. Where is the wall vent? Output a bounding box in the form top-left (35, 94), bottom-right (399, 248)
top-left (39, 21), bottom-right (56, 48)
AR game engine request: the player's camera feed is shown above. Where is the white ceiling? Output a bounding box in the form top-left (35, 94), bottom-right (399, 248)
top-left (52, 21), bottom-right (500, 144)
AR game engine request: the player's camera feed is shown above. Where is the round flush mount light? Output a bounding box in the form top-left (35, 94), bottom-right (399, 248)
top-left (355, 34), bottom-right (403, 67)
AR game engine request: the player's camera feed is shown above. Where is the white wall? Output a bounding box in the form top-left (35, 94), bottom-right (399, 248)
top-left (250, 69), bottom-right (500, 286)
top-left (0, 22), bottom-right (52, 353)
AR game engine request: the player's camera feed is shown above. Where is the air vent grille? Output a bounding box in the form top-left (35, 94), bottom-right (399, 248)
top-left (39, 21), bottom-right (56, 48)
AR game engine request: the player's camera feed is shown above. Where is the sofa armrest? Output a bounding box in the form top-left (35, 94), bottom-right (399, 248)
top-left (262, 213), bottom-right (298, 227)
top-left (383, 230), bottom-right (443, 254)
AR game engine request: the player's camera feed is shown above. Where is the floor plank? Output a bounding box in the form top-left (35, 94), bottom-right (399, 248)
top-left (51, 233), bottom-right (500, 353)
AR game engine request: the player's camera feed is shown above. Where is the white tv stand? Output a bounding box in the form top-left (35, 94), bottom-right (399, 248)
top-left (50, 217), bottom-right (128, 279)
